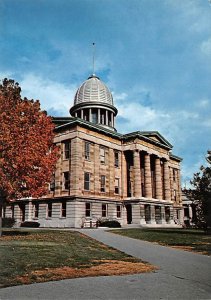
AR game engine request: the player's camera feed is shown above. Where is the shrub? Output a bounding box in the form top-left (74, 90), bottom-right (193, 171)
top-left (20, 221), bottom-right (40, 228)
top-left (2, 217), bottom-right (16, 228)
top-left (97, 219), bottom-right (121, 228)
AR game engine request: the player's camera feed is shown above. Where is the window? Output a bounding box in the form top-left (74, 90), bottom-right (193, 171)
top-left (11, 204), bottom-right (14, 218)
top-left (173, 169), bottom-right (176, 181)
top-left (100, 175), bottom-right (106, 192)
top-left (84, 172), bottom-right (90, 190)
top-left (85, 202), bottom-right (91, 217)
top-left (61, 201), bottom-right (66, 218)
top-left (174, 190), bottom-right (177, 201)
top-left (19, 204), bottom-right (25, 221)
top-left (33, 203), bottom-right (39, 218)
top-left (114, 151), bottom-right (119, 167)
top-left (100, 147), bottom-right (105, 163)
top-left (115, 178), bottom-right (120, 194)
top-left (117, 205), bottom-right (121, 218)
top-left (47, 202), bottom-right (52, 218)
top-left (102, 204), bottom-right (107, 217)
top-left (3, 206), bottom-right (6, 218)
top-left (63, 172), bottom-right (70, 190)
top-left (92, 110), bottom-right (98, 124)
top-left (85, 142), bottom-right (90, 160)
top-left (64, 141), bottom-right (71, 159)
top-left (49, 174), bottom-right (55, 191)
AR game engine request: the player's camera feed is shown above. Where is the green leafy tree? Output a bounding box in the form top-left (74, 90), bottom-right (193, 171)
top-left (187, 151), bottom-right (211, 232)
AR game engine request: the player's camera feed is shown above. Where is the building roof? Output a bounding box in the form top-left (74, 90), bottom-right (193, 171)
top-left (53, 117), bottom-right (182, 159)
top-left (73, 74), bottom-right (113, 106)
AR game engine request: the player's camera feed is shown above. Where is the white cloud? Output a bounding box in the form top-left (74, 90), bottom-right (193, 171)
top-left (113, 92), bottom-right (128, 102)
top-left (200, 38), bottom-right (211, 58)
top-left (197, 98), bottom-right (210, 108)
top-left (20, 73), bottom-right (77, 116)
top-left (167, 0), bottom-right (211, 34)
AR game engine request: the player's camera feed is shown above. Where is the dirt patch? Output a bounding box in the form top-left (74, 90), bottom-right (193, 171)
top-left (16, 260), bottom-right (157, 285)
top-left (171, 246), bottom-right (194, 251)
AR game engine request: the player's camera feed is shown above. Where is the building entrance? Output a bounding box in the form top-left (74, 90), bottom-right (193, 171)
top-left (126, 204), bottom-right (132, 224)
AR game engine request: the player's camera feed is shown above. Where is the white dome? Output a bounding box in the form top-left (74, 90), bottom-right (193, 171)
top-left (74, 75), bottom-right (113, 106)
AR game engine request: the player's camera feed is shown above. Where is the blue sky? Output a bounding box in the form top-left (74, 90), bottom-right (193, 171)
top-left (1, 0), bottom-right (211, 187)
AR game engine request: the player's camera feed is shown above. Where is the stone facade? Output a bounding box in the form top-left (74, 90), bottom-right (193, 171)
top-left (4, 74), bottom-right (183, 228)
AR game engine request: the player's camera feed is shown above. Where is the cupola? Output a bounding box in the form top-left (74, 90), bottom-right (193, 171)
top-left (69, 74), bottom-right (118, 131)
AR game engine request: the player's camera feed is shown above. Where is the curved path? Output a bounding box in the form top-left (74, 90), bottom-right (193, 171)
top-left (0, 228), bottom-right (211, 299)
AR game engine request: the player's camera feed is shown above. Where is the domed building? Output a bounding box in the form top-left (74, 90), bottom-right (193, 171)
top-left (5, 73), bottom-right (184, 228)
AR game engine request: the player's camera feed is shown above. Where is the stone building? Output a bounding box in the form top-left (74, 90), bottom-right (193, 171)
top-left (4, 74), bottom-right (183, 228)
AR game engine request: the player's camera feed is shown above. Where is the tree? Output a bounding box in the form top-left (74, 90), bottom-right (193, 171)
top-left (186, 151), bottom-right (211, 232)
top-left (0, 79), bottom-right (59, 235)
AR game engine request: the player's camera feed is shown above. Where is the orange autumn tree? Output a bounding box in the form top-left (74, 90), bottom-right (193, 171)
top-left (0, 79), bottom-right (59, 232)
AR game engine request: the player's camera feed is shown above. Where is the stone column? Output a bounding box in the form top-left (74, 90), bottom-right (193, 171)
top-left (105, 110), bottom-right (108, 126)
top-left (111, 112), bottom-right (114, 127)
top-left (140, 204), bottom-right (146, 225)
top-left (144, 153), bottom-right (152, 198)
top-left (122, 205), bottom-right (127, 226)
top-left (89, 108), bottom-right (92, 122)
top-left (188, 205), bottom-right (193, 220)
top-left (164, 160), bottom-right (171, 200)
top-left (94, 144), bottom-right (100, 194)
top-left (155, 157), bottom-right (162, 199)
top-left (122, 152), bottom-right (127, 198)
top-left (28, 200), bottom-right (33, 221)
top-left (133, 150), bottom-right (142, 198)
top-left (169, 167), bottom-right (174, 201)
top-left (132, 204), bottom-right (140, 224)
top-left (150, 205), bottom-right (156, 224)
top-left (179, 208), bottom-right (184, 225)
top-left (81, 109), bottom-right (84, 119)
top-left (101, 112), bottom-right (105, 124)
top-left (70, 137), bottom-right (82, 195)
top-left (108, 148), bottom-right (114, 196)
top-left (169, 206), bottom-right (174, 224)
top-left (177, 169), bottom-right (182, 204)
top-left (98, 108), bottom-right (100, 124)
top-left (75, 111), bottom-right (78, 117)
top-left (160, 206), bottom-right (166, 224)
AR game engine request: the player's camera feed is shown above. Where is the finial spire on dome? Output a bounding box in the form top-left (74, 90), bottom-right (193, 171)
top-left (92, 42), bottom-right (96, 76)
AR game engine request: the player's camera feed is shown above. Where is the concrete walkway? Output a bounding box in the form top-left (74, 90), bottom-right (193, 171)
top-left (0, 228), bottom-right (211, 300)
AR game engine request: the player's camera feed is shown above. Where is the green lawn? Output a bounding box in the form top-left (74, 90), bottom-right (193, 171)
top-left (0, 229), bottom-right (155, 287)
top-left (110, 228), bottom-right (211, 255)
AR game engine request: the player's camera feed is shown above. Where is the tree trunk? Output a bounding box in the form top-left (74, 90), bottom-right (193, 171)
top-left (0, 190), bottom-right (6, 237)
top-left (0, 197), bottom-right (3, 237)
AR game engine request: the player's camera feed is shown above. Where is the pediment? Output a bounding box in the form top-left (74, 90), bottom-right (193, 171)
top-left (141, 131), bottom-right (173, 149)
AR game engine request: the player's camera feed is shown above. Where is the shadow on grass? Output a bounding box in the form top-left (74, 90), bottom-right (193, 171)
top-left (142, 228), bottom-right (205, 235)
top-left (2, 230), bottom-right (30, 237)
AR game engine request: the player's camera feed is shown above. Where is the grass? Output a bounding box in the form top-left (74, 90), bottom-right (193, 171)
top-left (0, 229), bottom-right (156, 288)
top-left (110, 228), bottom-right (211, 255)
